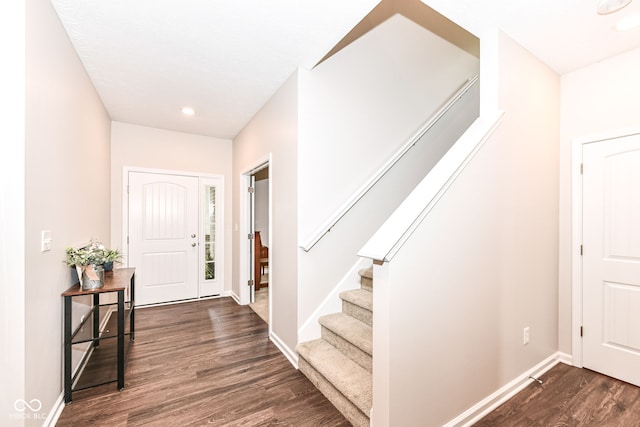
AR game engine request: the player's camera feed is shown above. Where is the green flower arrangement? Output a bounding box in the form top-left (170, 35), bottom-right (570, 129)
top-left (103, 248), bottom-right (123, 263)
top-left (65, 239), bottom-right (121, 267)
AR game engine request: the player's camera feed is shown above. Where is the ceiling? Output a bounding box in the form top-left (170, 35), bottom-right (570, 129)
top-left (51, 0), bottom-right (640, 139)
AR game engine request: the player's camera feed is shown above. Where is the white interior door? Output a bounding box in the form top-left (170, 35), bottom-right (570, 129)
top-left (583, 133), bottom-right (640, 387)
top-left (129, 172), bottom-right (199, 305)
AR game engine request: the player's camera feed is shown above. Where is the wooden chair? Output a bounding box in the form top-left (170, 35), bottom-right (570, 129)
top-left (254, 231), bottom-right (269, 290)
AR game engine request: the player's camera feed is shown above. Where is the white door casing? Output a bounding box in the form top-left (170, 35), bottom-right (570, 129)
top-left (129, 172), bottom-right (199, 305)
top-left (249, 174), bottom-right (256, 304)
top-left (238, 156), bottom-right (270, 306)
top-left (582, 133), bottom-right (640, 387)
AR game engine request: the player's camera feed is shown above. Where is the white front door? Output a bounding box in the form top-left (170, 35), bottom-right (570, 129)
top-left (583, 133), bottom-right (640, 387)
top-left (129, 172), bottom-right (199, 305)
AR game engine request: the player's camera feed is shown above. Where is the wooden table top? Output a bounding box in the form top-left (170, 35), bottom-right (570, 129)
top-left (62, 267), bottom-right (135, 297)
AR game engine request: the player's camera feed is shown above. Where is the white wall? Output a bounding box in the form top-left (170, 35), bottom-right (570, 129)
top-left (1, 2), bottom-right (26, 426)
top-left (375, 32), bottom-right (559, 426)
top-left (298, 14), bottom-right (479, 237)
top-left (110, 121), bottom-right (233, 291)
top-left (233, 72), bottom-right (299, 353)
top-left (297, 14), bottom-right (479, 331)
top-left (558, 47), bottom-right (640, 354)
top-left (23, 0), bottom-right (112, 424)
top-left (255, 178), bottom-right (270, 244)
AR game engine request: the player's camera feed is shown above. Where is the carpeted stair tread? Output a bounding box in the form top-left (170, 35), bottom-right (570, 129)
top-left (297, 357), bottom-right (369, 427)
top-left (358, 267), bottom-right (373, 291)
top-left (340, 289), bottom-right (373, 326)
top-left (358, 267), bottom-right (373, 280)
top-left (340, 288), bottom-right (372, 311)
top-left (319, 313), bottom-right (372, 356)
top-left (297, 339), bottom-right (372, 415)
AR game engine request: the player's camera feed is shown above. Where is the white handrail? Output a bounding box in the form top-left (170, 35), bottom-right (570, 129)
top-left (358, 110), bottom-right (505, 262)
top-left (299, 74), bottom-right (480, 252)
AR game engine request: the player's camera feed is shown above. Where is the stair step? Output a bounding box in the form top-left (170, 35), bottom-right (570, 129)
top-left (320, 313), bottom-right (372, 371)
top-left (297, 339), bottom-right (371, 427)
top-left (340, 289), bottom-right (372, 326)
top-left (358, 267), bottom-right (373, 292)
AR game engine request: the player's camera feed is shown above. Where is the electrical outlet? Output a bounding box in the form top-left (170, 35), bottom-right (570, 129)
top-left (523, 326), bottom-right (530, 345)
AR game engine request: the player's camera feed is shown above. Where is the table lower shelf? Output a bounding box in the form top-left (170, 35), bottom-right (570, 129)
top-left (71, 310), bottom-right (133, 392)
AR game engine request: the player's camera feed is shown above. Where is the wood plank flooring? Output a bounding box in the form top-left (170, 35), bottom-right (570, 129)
top-left (56, 298), bottom-right (349, 427)
top-left (57, 297), bottom-right (640, 426)
top-left (474, 362), bottom-right (640, 426)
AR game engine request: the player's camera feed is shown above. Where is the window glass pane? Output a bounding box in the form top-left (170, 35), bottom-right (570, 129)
top-left (205, 262), bottom-right (215, 280)
top-left (203, 185), bottom-right (216, 281)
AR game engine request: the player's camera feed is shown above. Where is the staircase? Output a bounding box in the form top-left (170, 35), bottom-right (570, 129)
top-left (297, 267), bottom-right (373, 427)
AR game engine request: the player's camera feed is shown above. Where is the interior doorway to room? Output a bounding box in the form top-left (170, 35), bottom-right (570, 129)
top-left (246, 163), bottom-right (270, 324)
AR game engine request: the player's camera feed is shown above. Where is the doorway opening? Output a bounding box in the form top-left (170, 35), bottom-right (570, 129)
top-left (240, 158), bottom-right (271, 325)
top-left (125, 169), bottom-right (224, 306)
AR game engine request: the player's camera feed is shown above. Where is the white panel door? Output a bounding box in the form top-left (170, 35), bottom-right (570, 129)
top-left (583, 133), bottom-right (640, 386)
top-left (129, 172), bottom-right (199, 305)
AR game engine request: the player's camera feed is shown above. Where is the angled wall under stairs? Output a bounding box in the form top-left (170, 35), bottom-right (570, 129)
top-left (297, 267), bottom-right (373, 427)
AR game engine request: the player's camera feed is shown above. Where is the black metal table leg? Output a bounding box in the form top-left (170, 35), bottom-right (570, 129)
top-left (93, 293), bottom-right (100, 347)
top-left (117, 289), bottom-right (124, 390)
top-left (130, 274), bottom-right (135, 341)
top-left (64, 295), bottom-right (72, 403)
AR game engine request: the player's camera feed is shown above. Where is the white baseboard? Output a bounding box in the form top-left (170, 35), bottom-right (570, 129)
top-left (297, 258), bottom-right (370, 343)
top-left (557, 351), bottom-right (573, 366)
top-left (444, 352), bottom-right (566, 427)
top-left (229, 290), bottom-right (241, 305)
top-left (270, 330), bottom-right (299, 369)
top-left (42, 393), bottom-right (65, 427)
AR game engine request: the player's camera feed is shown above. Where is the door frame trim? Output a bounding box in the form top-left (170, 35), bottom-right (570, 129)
top-left (571, 125), bottom-right (640, 368)
top-left (238, 155), bottom-right (271, 308)
top-left (122, 166), bottom-right (225, 297)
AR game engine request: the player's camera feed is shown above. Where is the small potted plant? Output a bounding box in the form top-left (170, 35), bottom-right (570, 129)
top-left (102, 248), bottom-right (122, 272)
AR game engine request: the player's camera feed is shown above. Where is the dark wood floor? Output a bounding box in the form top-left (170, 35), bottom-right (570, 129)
top-left (474, 362), bottom-right (640, 426)
top-left (57, 298), bottom-right (640, 427)
top-left (57, 298), bottom-right (349, 427)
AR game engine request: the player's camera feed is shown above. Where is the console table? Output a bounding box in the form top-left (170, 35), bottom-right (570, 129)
top-left (62, 267), bottom-right (135, 403)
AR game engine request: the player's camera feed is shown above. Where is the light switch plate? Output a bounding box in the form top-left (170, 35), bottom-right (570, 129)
top-left (41, 230), bottom-right (52, 252)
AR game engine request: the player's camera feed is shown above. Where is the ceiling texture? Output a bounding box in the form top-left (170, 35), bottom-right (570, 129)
top-left (51, 0), bottom-right (640, 139)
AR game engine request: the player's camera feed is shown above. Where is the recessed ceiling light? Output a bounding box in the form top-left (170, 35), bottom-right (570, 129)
top-left (597, 0), bottom-right (633, 15)
top-left (181, 107), bottom-right (195, 116)
top-left (615, 13), bottom-right (640, 30)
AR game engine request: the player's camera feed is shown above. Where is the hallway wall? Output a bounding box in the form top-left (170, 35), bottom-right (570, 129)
top-left (23, 0), bottom-right (112, 425)
top-left (373, 32), bottom-right (560, 426)
top-left (232, 72), bottom-right (299, 354)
